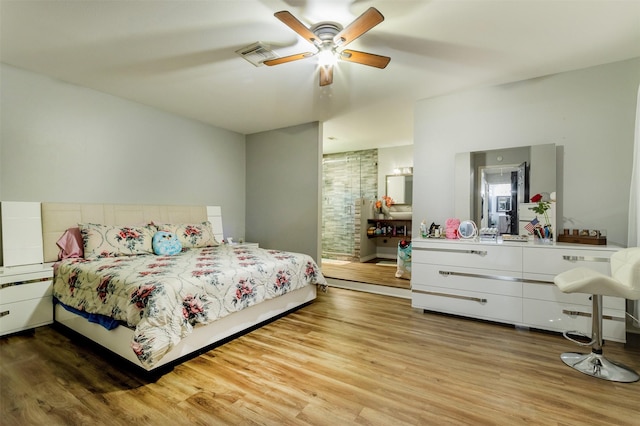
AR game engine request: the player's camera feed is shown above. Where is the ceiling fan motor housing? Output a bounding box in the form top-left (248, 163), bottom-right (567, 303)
top-left (310, 22), bottom-right (343, 45)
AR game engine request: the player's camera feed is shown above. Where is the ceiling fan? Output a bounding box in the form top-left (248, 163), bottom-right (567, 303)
top-left (263, 7), bottom-right (390, 86)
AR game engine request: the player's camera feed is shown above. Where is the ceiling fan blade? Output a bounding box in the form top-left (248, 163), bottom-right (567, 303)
top-left (274, 11), bottom-right (321, 47)
top-left (340, 49), bottom-right (390, 69)
top-left (263, 52), bottom-right (315, 66)
top-left (333, 7), bottom-right (384, 47)
top-left (319, 65), bottom-right (334, 86)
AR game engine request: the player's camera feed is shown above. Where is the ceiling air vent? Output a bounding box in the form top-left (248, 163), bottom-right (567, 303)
top-left (236, 42), bottom-right (278, 67)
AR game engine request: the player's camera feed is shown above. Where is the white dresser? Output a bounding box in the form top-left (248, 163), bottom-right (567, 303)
top-left (521, 246), bottom-right (625, 342)
top-left (0, 263), bottom-right (54, 336)
top-left (411, 239), bottom-right (625, 342)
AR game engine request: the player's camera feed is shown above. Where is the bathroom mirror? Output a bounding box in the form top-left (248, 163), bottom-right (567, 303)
top-left (455, 144), bottom-right (556, 235)
top-left (386, 174), bottom-right (413, 205)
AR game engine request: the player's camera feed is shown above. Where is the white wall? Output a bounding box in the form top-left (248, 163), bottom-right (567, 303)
top-left (245, 122), bottom-right (322, 260)
top-left (0, 64), bottom-right (246, 239)
top-left (413, 58), bottom-right (640, 247)
top-left (377, 145), bottom-right (413, 199)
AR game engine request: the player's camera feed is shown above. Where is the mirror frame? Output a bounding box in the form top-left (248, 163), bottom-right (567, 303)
top-left (458, 220), bottom-right (478, 239)
top-left (455, 143), bottom-right (556, 237)
top-left (385, 174), bottom-right (413, 205)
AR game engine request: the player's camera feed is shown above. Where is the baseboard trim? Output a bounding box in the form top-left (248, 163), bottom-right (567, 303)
top-left (326, 277), bottom-right (411, 299)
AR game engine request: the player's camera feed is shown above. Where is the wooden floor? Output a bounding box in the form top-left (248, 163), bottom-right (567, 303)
top-left (321, 259), bottom-right (410, 289)
top-left (2, 288), bottom-right (639, 425)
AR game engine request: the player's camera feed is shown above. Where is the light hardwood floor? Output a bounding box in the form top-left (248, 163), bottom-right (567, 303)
top-left (1, 287), bottom-right (639, 425)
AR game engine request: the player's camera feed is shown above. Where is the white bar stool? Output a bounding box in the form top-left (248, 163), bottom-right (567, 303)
top-left (553, 247), bottom-right (640, 382)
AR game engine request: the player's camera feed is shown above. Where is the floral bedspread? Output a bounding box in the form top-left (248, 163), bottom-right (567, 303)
top-left (52, 245), bottom-right (326, 369)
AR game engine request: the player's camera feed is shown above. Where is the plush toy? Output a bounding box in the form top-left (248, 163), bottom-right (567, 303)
top-left (445, 218), bottom-right (461, 239)
top-left (395, 239), bottom-right (412, 278)
top-left (152, 231), bottom-right (182, 255)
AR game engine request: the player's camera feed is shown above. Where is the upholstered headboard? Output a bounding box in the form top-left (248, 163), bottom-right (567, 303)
top-left (41, 203), bottom-right (223, 263)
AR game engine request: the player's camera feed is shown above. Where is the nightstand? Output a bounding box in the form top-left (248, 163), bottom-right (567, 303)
top-left (236, 242), bottom-right (259, 248)
top-left (0, 263), bottom-right (54, 336)
top-left (226, 241), bottom-right (259, 248)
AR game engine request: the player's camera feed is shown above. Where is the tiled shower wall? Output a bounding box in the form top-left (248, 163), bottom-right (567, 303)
top-left (322, 149), bottom-right (378, 260)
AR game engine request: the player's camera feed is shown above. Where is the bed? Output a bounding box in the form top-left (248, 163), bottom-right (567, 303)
top-left (41, 203), bottom-right (326, 372)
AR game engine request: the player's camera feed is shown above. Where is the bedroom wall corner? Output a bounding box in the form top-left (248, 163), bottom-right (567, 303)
top-left (245, 122), bottom-right (322, 261)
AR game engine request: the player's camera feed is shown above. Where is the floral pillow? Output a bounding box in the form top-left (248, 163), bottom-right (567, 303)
top-left (79, 223), bottom-right (156, 259)
top-left (154, 221), bottom-right (219, 248)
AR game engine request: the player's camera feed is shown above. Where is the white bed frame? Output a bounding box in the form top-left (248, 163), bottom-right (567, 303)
top-left (41, 203), bottom-right (317, 372)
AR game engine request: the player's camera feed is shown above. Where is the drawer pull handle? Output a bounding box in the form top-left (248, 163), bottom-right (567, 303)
top-left (562, 309), bottom-right (589, 317)
top-left (521, 278), bottom-right (553, 285)
top-left (415, 248), bottom-right (487, 256)
top-left (562, 309), bottom-right (624, 322)
top-left (0, 277), bottom-right (50, 290)
top-left (414, 289), bottom-right (487, 304)
top-left (562, 255), bottom-right (610, 263)
top-left (0, 310), bottom-right (9, 318)
top-left (439, 270), bottom-right (521, 283)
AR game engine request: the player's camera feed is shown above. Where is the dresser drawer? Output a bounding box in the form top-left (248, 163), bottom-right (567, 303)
top-left (412, 286), bottom-right (522, 324)
top-left (0, 265), bottom-right (53, 285)
top-left (412, 263), bottom-right (522, 297)
top-left (0, 279), bottom-right (52, 305)
top-left (413, 243), bottom-right (522, 272)
top-left (523, 247), bottom-right (615, 276)
top-left (522, 298), bottom-right (626, 342)
top-left (522, 282), bottom-right (625, 310)
top-left (0, 296), bottom-right (53, 335)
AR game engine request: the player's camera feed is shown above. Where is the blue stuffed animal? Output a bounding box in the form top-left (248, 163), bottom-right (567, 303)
top-left (395, 239), bottom-right (412, 278)
top-left (152, 231), bottom-right (182, 255)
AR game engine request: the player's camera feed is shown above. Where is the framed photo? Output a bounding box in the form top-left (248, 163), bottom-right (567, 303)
top-left (497, 196), bottom-right (511, 212)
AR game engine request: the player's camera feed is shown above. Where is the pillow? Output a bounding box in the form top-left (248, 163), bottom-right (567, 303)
top-left (152, 231), bottom-right (182, 256)
top-left (79, 223), bottom-right (155, 259)
top-left (56, 227), bottom-right (84, 260)
top-left (154, 221), bottom-right (219, 248)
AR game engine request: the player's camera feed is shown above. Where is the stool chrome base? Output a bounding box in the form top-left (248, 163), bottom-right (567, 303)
top-left (561, 352), bottom-right (640, 383)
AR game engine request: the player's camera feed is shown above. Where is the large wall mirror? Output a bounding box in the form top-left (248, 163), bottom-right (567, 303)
top-left (386, 174), bottom-right (413, 205)
top-left (455, 144), bottom-right (556, 235)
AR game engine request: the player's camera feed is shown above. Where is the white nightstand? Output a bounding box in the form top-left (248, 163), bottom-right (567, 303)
top-left (0, 263), bottom-right (54, 336)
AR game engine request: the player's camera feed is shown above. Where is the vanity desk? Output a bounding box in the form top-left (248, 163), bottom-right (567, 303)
top-left (411, 238), bottom-right (626, 342)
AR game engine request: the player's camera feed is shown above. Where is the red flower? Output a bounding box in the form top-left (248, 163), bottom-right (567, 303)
top-left (184, 226), bottom-right (201, 236)
top-left (118, 228), bottom-right (140, 240)
top-left (182, 294), bottom-right (204, 319)
top-left (530, 193), bottom-right (543, 203)
top-left (131, 341), bottom-right (144, 356)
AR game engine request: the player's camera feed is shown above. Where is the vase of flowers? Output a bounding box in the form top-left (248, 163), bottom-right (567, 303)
top-left (375, 196), bottom-right (394, 219)
top-left (529, 193), bottom-right (553, 241)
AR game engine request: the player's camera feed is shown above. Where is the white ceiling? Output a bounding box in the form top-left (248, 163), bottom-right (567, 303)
top-left (2, 0), bottom-right (639, 154)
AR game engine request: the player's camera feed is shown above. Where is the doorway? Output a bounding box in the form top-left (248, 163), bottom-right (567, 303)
top-left (478, 162), bottom-right (528, 234)
top-left (322, 150), bottom-right (377, 261)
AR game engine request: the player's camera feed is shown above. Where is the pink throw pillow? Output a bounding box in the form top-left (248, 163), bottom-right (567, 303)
top-left (56, 227), bottom-right (84, 260)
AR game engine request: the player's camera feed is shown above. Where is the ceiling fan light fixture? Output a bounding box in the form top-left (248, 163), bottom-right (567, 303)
top-left (317, 48), bottom-right (338, 67)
